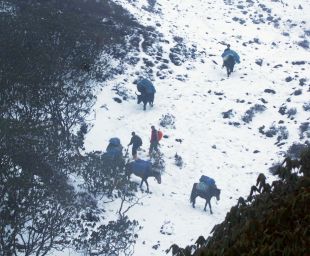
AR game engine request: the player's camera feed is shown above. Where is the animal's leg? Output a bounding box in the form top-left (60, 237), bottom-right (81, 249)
top-left (204, 201), bottom-right (207, 211)
top-left (145, 179), bottom-right (149, 193)
top-left (209, 201), bottom-right (213, 214)
top-left (140, 179), bottom-right (144, 189)
top-left (192, 197), bottom-right (196, 208)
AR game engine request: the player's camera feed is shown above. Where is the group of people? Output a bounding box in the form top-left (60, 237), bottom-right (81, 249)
top-left (128, 125), bottom-right (160, 159)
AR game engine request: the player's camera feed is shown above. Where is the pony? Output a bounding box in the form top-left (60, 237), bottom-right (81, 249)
top-left (126, 159), bottom-right (161, 192)
top-left (222, 55), bottom-right (235, 77)
top-left (190, 183), bottom-right (221, 214)
top-left (136, 91), bottom-right (155, 111)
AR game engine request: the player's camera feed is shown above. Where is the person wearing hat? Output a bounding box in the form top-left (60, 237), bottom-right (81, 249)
top-left (149, 126), bottom-right (159, 156)
top-left (128, 132), bottom-right (142, 159)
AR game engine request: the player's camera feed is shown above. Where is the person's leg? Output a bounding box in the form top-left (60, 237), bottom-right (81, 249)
top-left (132, 146), bottom-right (138, 159)
top-left (154, 142), bottom-right (159, 152)
top-left (149, 142), bottom-right (154, 155)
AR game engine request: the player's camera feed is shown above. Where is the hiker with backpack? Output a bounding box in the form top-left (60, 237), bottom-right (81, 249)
top-left (149, 126), bottom-right (158, 156)
top-left (128, 132), bottom-right (142, 159)
top-left (149, 125), bottom-right (162, 156)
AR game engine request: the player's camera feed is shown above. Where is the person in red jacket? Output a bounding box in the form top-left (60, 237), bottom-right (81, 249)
top-left (149, 125), bottom-right (159, 156)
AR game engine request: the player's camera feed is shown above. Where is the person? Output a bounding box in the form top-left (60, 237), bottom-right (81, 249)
top-left (128, 132), bottom-right (142, 159)
top-left (149, 125), bottom-right (159, 156)
top-left (224, 43), bottom-right (231, 52)
top-left (221, 44), bottom-right (240, 77)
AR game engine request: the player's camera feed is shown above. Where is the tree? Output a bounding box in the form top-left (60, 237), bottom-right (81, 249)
top-left (0, 0), bottom-right (146, 254)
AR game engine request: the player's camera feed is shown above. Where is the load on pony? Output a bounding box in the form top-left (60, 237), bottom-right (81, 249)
top-left (190, 175), bottom-right (220, 213)
top-left (105, 137), bottom-right (123, 161)
top-left (126, 158), bottom-right (161, 192)
top-left (221, 45), bottom-right (240, 77)
top-left (135, 78), bottom-right (156, 110)
top-left (197, 175), bottom-right (216, 192)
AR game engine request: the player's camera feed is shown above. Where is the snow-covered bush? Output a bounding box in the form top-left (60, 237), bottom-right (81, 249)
top-left (242, 104), bottom-right (266, 123)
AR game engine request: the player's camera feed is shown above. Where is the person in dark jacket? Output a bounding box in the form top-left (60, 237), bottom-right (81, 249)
top-left (149, 125), bottom-right (158, 156)
top-left (128, 132), bottom-right (142, 159)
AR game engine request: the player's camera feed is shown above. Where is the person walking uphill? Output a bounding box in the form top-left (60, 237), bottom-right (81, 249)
top-left (149, 126), bottom-right (159, 156)
top-left (128, 132), bottom-right (142, 159)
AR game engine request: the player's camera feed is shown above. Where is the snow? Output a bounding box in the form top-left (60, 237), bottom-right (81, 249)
top-left (64, 0), bottom-right (310, 255)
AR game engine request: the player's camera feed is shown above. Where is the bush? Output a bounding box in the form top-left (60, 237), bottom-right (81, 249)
top-left (242, 104), bottom-right (266, 123)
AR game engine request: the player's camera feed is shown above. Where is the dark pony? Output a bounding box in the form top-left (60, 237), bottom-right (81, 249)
top-left (135, 91), bottom-right (154, 111)
top-left (223, 55), bottom-right (235, 77)
top-left (126, 161), bottom-right (161, 192)
top-left (190, 183), bottom-right (221, 214)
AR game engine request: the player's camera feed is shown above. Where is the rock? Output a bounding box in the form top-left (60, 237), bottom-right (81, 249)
top-left (113, 97), bottom-right (122, 103)
top-left (293, 89), bottom-right (302, 96)
top-left (222, 109), bottom-right (234, 119)
top-left (292, 61), bottom-right (306, 65)
top-left (255, 58), bottom-right (263, 66)
top-left (264, 89), bottom-right (276, 94)
top-left (273, 64), bottom-right (283, 68)
top-left (299, 78), bottom-right (307, 86)
top-left (297, 39), bottom-right (309, 49)
top-left (285, 76), bottom-right (293, 82)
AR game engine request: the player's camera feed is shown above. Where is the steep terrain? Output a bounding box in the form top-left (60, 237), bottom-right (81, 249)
top-left (82, 0), bottom-right (310, 255)
top-left (2, 0), bottom-right (306, 255)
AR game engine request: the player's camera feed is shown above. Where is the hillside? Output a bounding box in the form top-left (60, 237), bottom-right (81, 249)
top-left (1, 0), bottom-right (309, 256)
top-left (84, 0), bottom-right (309, 255)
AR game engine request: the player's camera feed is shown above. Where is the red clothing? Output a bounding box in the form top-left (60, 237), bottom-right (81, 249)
top-left (150, 129), bottom-right (158, 142)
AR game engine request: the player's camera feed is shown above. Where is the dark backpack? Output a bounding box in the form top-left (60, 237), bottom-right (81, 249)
top-left (137, 136), bottom-right (142, 147)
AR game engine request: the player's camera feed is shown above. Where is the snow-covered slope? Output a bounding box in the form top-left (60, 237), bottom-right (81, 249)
top-left (84, 0), bottom-right (309, 255)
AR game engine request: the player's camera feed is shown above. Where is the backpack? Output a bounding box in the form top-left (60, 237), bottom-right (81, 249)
top-left (137, 136), bottom-right (142, 147)
top-left (157, 130), bottom-right (163, 141)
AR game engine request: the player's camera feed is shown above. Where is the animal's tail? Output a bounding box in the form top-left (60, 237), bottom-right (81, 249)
top-left (190, 183), bottom-right (196, 203)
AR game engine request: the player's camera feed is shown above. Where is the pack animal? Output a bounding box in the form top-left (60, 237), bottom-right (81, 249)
top-left (126, 159), bottom-right (161, 192)
top-left (190, 183), bottom-right (221, 214)
top-left (136, 78), bottom-right (156, 111)
top-left (136, 91), bottom-right (154, 111)
top-left (223, 55), bottom-right (235, 77)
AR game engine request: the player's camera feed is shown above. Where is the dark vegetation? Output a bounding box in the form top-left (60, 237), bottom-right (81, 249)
top-left (170, 146), bottom-right (310, 256)
top-left (0, 0), bottom-right (153, 255)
